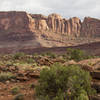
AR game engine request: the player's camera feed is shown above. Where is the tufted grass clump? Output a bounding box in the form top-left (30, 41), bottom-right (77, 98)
top-left (13, 52), bottom-right (26, 60)
top-left (0, 72), bottom-right (16, 82)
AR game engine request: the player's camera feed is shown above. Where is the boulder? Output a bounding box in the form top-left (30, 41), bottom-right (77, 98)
top-left (92, 80), bottom-right (100, 93)
top-left (91, 95), bottom-right (100, 100)
top-left (91, 71), bottom-right (100, 79)
top-left (78, 58), bottom-right (100, 70)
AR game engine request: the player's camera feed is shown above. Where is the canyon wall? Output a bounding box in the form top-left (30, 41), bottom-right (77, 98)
top-left (81, 17), bottom-right (100, 37)
top-left (0, 11), bottom-right (99, 47)
top-left (30, 13), bottom-right (82, 37)
top-left (0, 11), bottom-right (35, 41)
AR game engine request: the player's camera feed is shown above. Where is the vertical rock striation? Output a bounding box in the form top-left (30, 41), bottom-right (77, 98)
top-left (30, 13), bottom-right (82, 37)
top-left (0, 11), bottom-right (99, 44)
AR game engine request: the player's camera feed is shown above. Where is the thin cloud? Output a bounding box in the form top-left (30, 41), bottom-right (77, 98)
top-left (0, 0), bottom-right (100, 19)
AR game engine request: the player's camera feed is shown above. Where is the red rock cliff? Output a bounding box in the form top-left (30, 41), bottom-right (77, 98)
top-left (0, 11), bottom-right (100, 43)
top-left (81, 17), bottom-right (100, 37)
top-left (0, 11), bottom-right (35, 41)
top-left (30, 13), bottom-right (82, 37)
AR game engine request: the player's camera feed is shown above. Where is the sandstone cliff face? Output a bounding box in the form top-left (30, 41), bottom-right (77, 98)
top-left (81, 17), bottom-right (100, 37)
top-left (0, 11), bottom-right (32, 32)
top-left (30, 13), bottom-right (81, 37)
top-left (0, 11), bottom-right (35, 41)
top-left (0, 11), bottom-right (100, 48)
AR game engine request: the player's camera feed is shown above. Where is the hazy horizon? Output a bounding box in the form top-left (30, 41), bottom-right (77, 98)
top-left (0, 0), bottom-right (100, 19)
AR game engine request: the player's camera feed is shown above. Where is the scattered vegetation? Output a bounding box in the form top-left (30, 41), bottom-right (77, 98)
top-left (0, 48), bottom-right (95, 68)
top-left (0, 49), bottom-right (98, 100)
top-left (41, 52), bottom-right (57, 58)
top-left (26, 58), bottom-right (35, 64)
top-left (29, 83), bottom-right (35, 89)
top-left (13, 52), bottom-right (26, 60)
top-left (11, 86), bottom-right (20, 95)
top-left (14, 93), bottom-right (24, 100)
top-left (0, 72), bottom-right (16, 82)
top-left (35, 63), bottom-right (96, 100)
top-left (67, 48), bottom-right (94, 61)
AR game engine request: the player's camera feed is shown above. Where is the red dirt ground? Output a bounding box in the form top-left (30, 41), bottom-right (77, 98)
top-left (0, 41), bottom-right (99, 56)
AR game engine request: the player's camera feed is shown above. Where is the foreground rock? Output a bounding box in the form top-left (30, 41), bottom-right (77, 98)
top-left (91, 71), bottom-right (100, 80)
top-left (91, 94), bottom-right (100, 100)
top-left (78, 58), bottom-right (100, 70)
top-left (92, 80), bottom-right (100, 93)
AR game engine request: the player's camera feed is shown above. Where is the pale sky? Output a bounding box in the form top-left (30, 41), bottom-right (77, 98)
top-left (0, 0), bottom-right (100, 19)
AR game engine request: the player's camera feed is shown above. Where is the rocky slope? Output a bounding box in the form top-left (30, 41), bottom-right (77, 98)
top-left (0, 54), bottom-right (100, 100)
top-left (0, 11), bottom-right (100, 48)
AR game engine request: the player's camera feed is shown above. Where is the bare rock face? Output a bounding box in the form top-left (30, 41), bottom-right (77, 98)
top-left (38, 20), bottom-right (49, 30)
top-left (0, 11), bottom-right (35, 41)
top-left (47, 14), bottom-right (81, 36)
top-left (30, 14), bottom-right (47, 20)
top-left (29, 13), bottom-right (81, 36)
top-left (0, 12), bottom-right (81, 38)
top-left (0, 11), bottom-right (100, 41)
top-left (0, 11), bottom-right (100, 49)
top-left (47, 13), bottom-right (63, 32)
top-left (30, 14), bottom-right (49, 31)
top-left (81, 17), bottom-right (100, 37)
top-left (69, 17), bottom-right (82, 37)
top-left (0, 11), bottom-right (34, 33)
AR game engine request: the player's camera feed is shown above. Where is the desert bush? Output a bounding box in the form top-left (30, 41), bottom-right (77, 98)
top-left (29, 83), bottom-right (35, 89)
top-left (14, 93), bottom-right (24, 100)
top-left (0, 72), bottom-right (16, 82)
top-left (66, 48), bottom-right (95, 61)
top-left (76, 90), bottom-right (89, 100)
top-left (11, 86), bottom-right (20, 95)
top-left (0, 61), bottom-right (5, 66)
top-left (13, 52), bottom-right (25, 60)
top-left (41, 52), bottom-right (57, 58)
top-left (5, 61), bottom-right (14, 67)
top-left (35, 63), bottom-right (96, 100)
top-left (67, 48), bottom-right (85, 61)
top-left (26, 58), bottom-right (35, 64)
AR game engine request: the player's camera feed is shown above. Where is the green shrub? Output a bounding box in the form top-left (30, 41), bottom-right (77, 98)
top-left (11, 86), bottom-right (20, 95)
top-left (29, 83), bottom-right (35, 89)
top-left (41, 52), bottom-right (57, 58)
top-left (13, 52), bottom-right (25, 59)
top-left (77, 94), bottom-right (89, 100)
top-left (0, 72), bottom-right (16, 82)
top-left (14, 94), bottom-right (24, 100)
top-left (26, 58), bottom-right (35, 64)
top-left (6, 61), bottom-right (14, 67)
top-left (35, 63), bottom-right (96, 100)
top-left (67, 48), bottom-right (85, 61)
